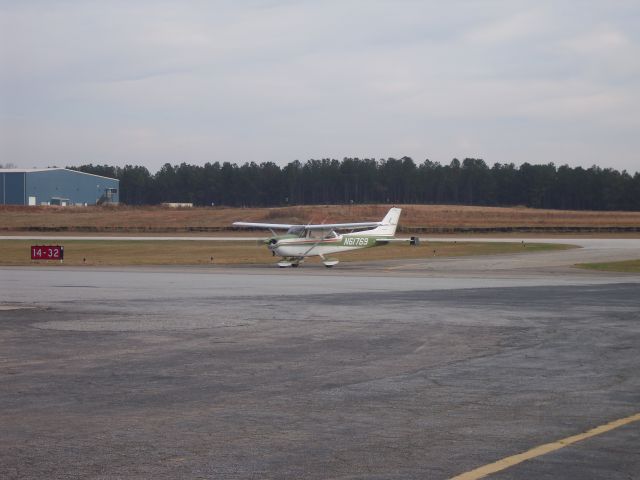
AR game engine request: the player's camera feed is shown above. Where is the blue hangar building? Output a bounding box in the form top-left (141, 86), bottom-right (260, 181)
top-left (0, 168), bottom-right (119, 206)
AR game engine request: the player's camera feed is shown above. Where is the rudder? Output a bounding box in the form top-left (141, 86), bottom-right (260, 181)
top-left (367, 208), bottom-right (401, 236)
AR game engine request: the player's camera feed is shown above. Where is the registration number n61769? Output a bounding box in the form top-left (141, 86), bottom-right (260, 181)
top-left (343, 237), bottom-right (369, 247)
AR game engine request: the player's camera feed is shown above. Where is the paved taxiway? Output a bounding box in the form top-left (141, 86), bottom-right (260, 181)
top-left (1, 238), bottom-right (639, 479)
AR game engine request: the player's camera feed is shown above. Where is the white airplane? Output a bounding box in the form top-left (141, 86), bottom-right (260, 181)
top-left (233, 207), bottom-right (418, 267)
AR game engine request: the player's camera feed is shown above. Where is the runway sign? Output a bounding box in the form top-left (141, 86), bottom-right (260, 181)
top-left (31, 245), bottom-right (64, 260)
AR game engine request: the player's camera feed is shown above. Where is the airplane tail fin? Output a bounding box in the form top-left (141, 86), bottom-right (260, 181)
top-left (367, 207), bottom-right (401, 237)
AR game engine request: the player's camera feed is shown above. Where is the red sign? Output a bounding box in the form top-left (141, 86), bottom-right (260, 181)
top-left (31, 245), bottom-right (64, 260)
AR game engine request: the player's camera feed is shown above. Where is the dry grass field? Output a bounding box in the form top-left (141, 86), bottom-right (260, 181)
top-left (1, 204), bottom-right (640, 233)
top-left (0, 239), bottom-right (573, 266)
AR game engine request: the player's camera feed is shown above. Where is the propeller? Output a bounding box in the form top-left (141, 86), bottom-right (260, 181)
top-left (258, 227), bottom-right (280, 246)
top-left (258, 237), bottom-right (279, 246)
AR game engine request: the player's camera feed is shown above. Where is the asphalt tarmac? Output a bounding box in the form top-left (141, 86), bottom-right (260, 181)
top-left (1, 239), bottom-right (639, 479)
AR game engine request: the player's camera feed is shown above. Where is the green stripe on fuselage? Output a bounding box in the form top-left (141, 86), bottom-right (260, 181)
top-left (272, 235), bottom-right (384, 249)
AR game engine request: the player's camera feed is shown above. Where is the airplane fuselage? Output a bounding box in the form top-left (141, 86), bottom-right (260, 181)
top-left (269, 233), bottom-right (377, 258)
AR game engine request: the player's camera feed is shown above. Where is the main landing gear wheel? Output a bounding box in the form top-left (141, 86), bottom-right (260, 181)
top-left (277, 259), bottom-right (302, 268)
top-left (319, 254), bottom-right (339, 268)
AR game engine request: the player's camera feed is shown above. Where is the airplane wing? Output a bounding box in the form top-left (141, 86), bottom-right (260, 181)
top-left (232, 222), bottom-right (294, 229)
top-left (305, 221), bottom-right (381, 231)
top-left (233, 221), bottom-right (381, 231)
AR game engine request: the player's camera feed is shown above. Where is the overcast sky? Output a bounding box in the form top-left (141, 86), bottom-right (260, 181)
top-left (1, 1), bottom-right (639, 172)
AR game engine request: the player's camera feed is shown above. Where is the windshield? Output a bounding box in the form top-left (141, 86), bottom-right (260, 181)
top-left (286, 226), bottom-right (305, 237)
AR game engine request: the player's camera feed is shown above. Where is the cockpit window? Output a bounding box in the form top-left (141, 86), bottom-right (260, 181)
top-left (286, 226), bottom-right (337, 239)
top-left (309, 229), bottom-right (337, 239)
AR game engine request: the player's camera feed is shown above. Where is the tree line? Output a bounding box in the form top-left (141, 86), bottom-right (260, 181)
top-left (69, 157), bottom-right (640, 211)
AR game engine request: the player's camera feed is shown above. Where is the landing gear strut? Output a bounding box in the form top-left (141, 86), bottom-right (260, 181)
top-left (319, 254), bottom-right (339, 268)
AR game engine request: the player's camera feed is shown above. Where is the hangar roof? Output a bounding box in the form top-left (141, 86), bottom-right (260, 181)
top-left (0, 168), bottom-right (55, 173)
top-left (0, 168), bottom-right (118, 181)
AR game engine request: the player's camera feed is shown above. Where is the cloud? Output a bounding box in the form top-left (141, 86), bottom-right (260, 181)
top-left (561, 25), bottom-right (630, 53)
top-left (1, 1), bottom-right (639, 173)
top-left (463, 10), bottom-right (545, 45)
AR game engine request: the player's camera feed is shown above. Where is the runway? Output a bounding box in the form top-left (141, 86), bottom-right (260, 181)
top-left (1, 242), bottom-right (639, 479)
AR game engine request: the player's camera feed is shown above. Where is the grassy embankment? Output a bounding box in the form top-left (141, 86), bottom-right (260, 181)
top-left (2, 204), bottom-right (640, 234)
top-left (0, 240), bottom-right (574, 266)
top-left (576, 259), bottom-right (640, 273)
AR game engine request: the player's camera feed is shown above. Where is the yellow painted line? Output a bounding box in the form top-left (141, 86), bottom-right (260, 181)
top-left (450, 412), bottom-right (640, 480)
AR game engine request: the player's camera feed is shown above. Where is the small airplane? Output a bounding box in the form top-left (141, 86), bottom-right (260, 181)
top-left (233, 207), bottom-right (419, 268)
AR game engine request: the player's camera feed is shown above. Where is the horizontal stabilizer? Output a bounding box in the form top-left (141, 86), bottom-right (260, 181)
top-left (374, 237), bottom-right (414, 245)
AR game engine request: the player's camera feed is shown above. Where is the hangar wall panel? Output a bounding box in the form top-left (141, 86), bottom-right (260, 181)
top-left (1, 172), bottom-right (26, 204)
top-left (26, 170), bottom-right (119, 205)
